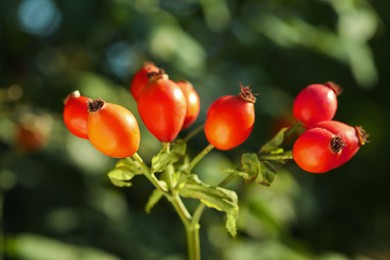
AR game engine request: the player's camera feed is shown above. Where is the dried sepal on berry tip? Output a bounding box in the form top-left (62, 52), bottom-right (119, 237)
top-left (239, 84), bottom-right (257, 103)
top-left (88, 98), bottom-right (105, 113)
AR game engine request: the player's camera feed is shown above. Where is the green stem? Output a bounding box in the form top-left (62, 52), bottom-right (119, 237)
top-left (161, 143), bottom-right (199, 260)
top-left (258, 151), bottom-right (293, 161)
top-left (187, 144), bottom-right (214, 173)
top-left (162, 142), bottom-right (170, 152)
top-left (134, 145), bottom-right (201, 260)
top-left (165, 155), bottom-right (192, 223)
top-left (162, 142), bottom-right (175, 190)
top-left (218, 173), bottom-right (236, 187)
top-left (170, 193), bottom-right (192, 224)
top-left (191, 204), bottom-right (206, 229)
top-left (132, 153), bottom-right (168, 192)
top-left (185, 222), bottom-right (201, 260)
top-left (183, 124), bottom-right (204, 142)
top-left (170, 189), bottom-right (200, 260)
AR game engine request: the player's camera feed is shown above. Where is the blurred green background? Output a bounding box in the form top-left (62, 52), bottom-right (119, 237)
top-left (1, 0), bottom-right (389, 259)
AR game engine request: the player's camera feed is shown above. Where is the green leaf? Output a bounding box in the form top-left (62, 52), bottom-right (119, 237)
top-left (107, 168), bottom-right (135, 187)
top-left (145, 189), bottom-right (164, 214)
top-left (240, 153), bottom-right (261, 182)
top-left (257, 161), bottom-right (277, 186)
top-left (234, 153), bottom-right (277, 186)
top-left (116, 157), bottom-right (143, 174)
top-left (259, 127), bottom-right (289, 154)
top-left (151, 140), bottom-right (186, 173)
top-left (223, 168), bottom-right (250, 180)
top-left (107, 158), bottom-right (143, 188)
top-left (179, 175), bottom-right (239, 237)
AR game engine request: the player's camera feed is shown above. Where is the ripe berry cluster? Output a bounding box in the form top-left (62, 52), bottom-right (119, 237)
top-left (292, 82), bottom-right (368, 173)
top-left (63, 62), bottom-right (256, 158)
top-left (63, 64), bottom-right (368, 174)
top-left (63, 90), bottom-right (140, 158)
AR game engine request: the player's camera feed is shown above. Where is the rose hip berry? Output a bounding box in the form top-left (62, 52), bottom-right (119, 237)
top-left (314, 120), bottom-right (368, 169)
top-left (87, 98), bottom-right (140, 158)
top-left (137, 71), bottom-right (187, 142)
top-left (293, 120), bottom-right (367, 173)
top-left (176, 80), bottom-right (201, 129)
top-left (130, 62), bottom-right (160, 101)
top-left (63, 90), bottom-right (89, 139)
top-left (204, 85), bottom-right (256, 150)
top-left (293, 82), bottom-right (341, 128)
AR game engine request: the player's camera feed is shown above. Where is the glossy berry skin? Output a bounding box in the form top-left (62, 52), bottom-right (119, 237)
top-left (293, 120), bottom-right (366, 174)
top-left (204, 86), bottom-right (256, 150)
top-left (63, 90), bottom-right (89, 139)
top-left (87, 99), bottom-right (140, 158)
top-left (130, 62), bottom-right (160, 101)
top-left (176, 80), bottom-right (200, 129)
top-left (293, 82), bottom-right (341, 128)
top-left (314, 120), bottom-right (366, 169)
top-left (137, 74), bottom-right (187, 142)
top-left (293, 128), bottom-right (340, 173)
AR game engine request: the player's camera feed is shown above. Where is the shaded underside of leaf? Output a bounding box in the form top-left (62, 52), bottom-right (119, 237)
top-left (178, 176), bottom-right (239, 237)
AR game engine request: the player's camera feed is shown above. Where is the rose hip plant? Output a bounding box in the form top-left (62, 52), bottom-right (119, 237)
top-left (63, 63), bottom-right (368, 260)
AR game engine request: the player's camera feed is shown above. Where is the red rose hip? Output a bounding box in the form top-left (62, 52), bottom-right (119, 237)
top-left (204, 85), bottom-right (256, 150)
top-left (87, 99), bottom-right (140, 158)
top-left (130, 62), bottom-right (160, 101)
top-left (313, 120), bottom-right (367, 169)
top-left (137, 71), bottom-right (187, 142)
top-left (293, 120), bottom-right (367, 173)
top-left (293, 82), bottom-right (341, 128)
top-left (176, 80), bottom-right (200, 129)
top-left (63, 90), bottom-right (89, 139)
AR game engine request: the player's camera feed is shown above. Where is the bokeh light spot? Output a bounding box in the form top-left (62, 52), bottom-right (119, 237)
top-left (106, 41), bottom-right (135, 79)
top-left (18, 0), bottom-right (62, 36)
